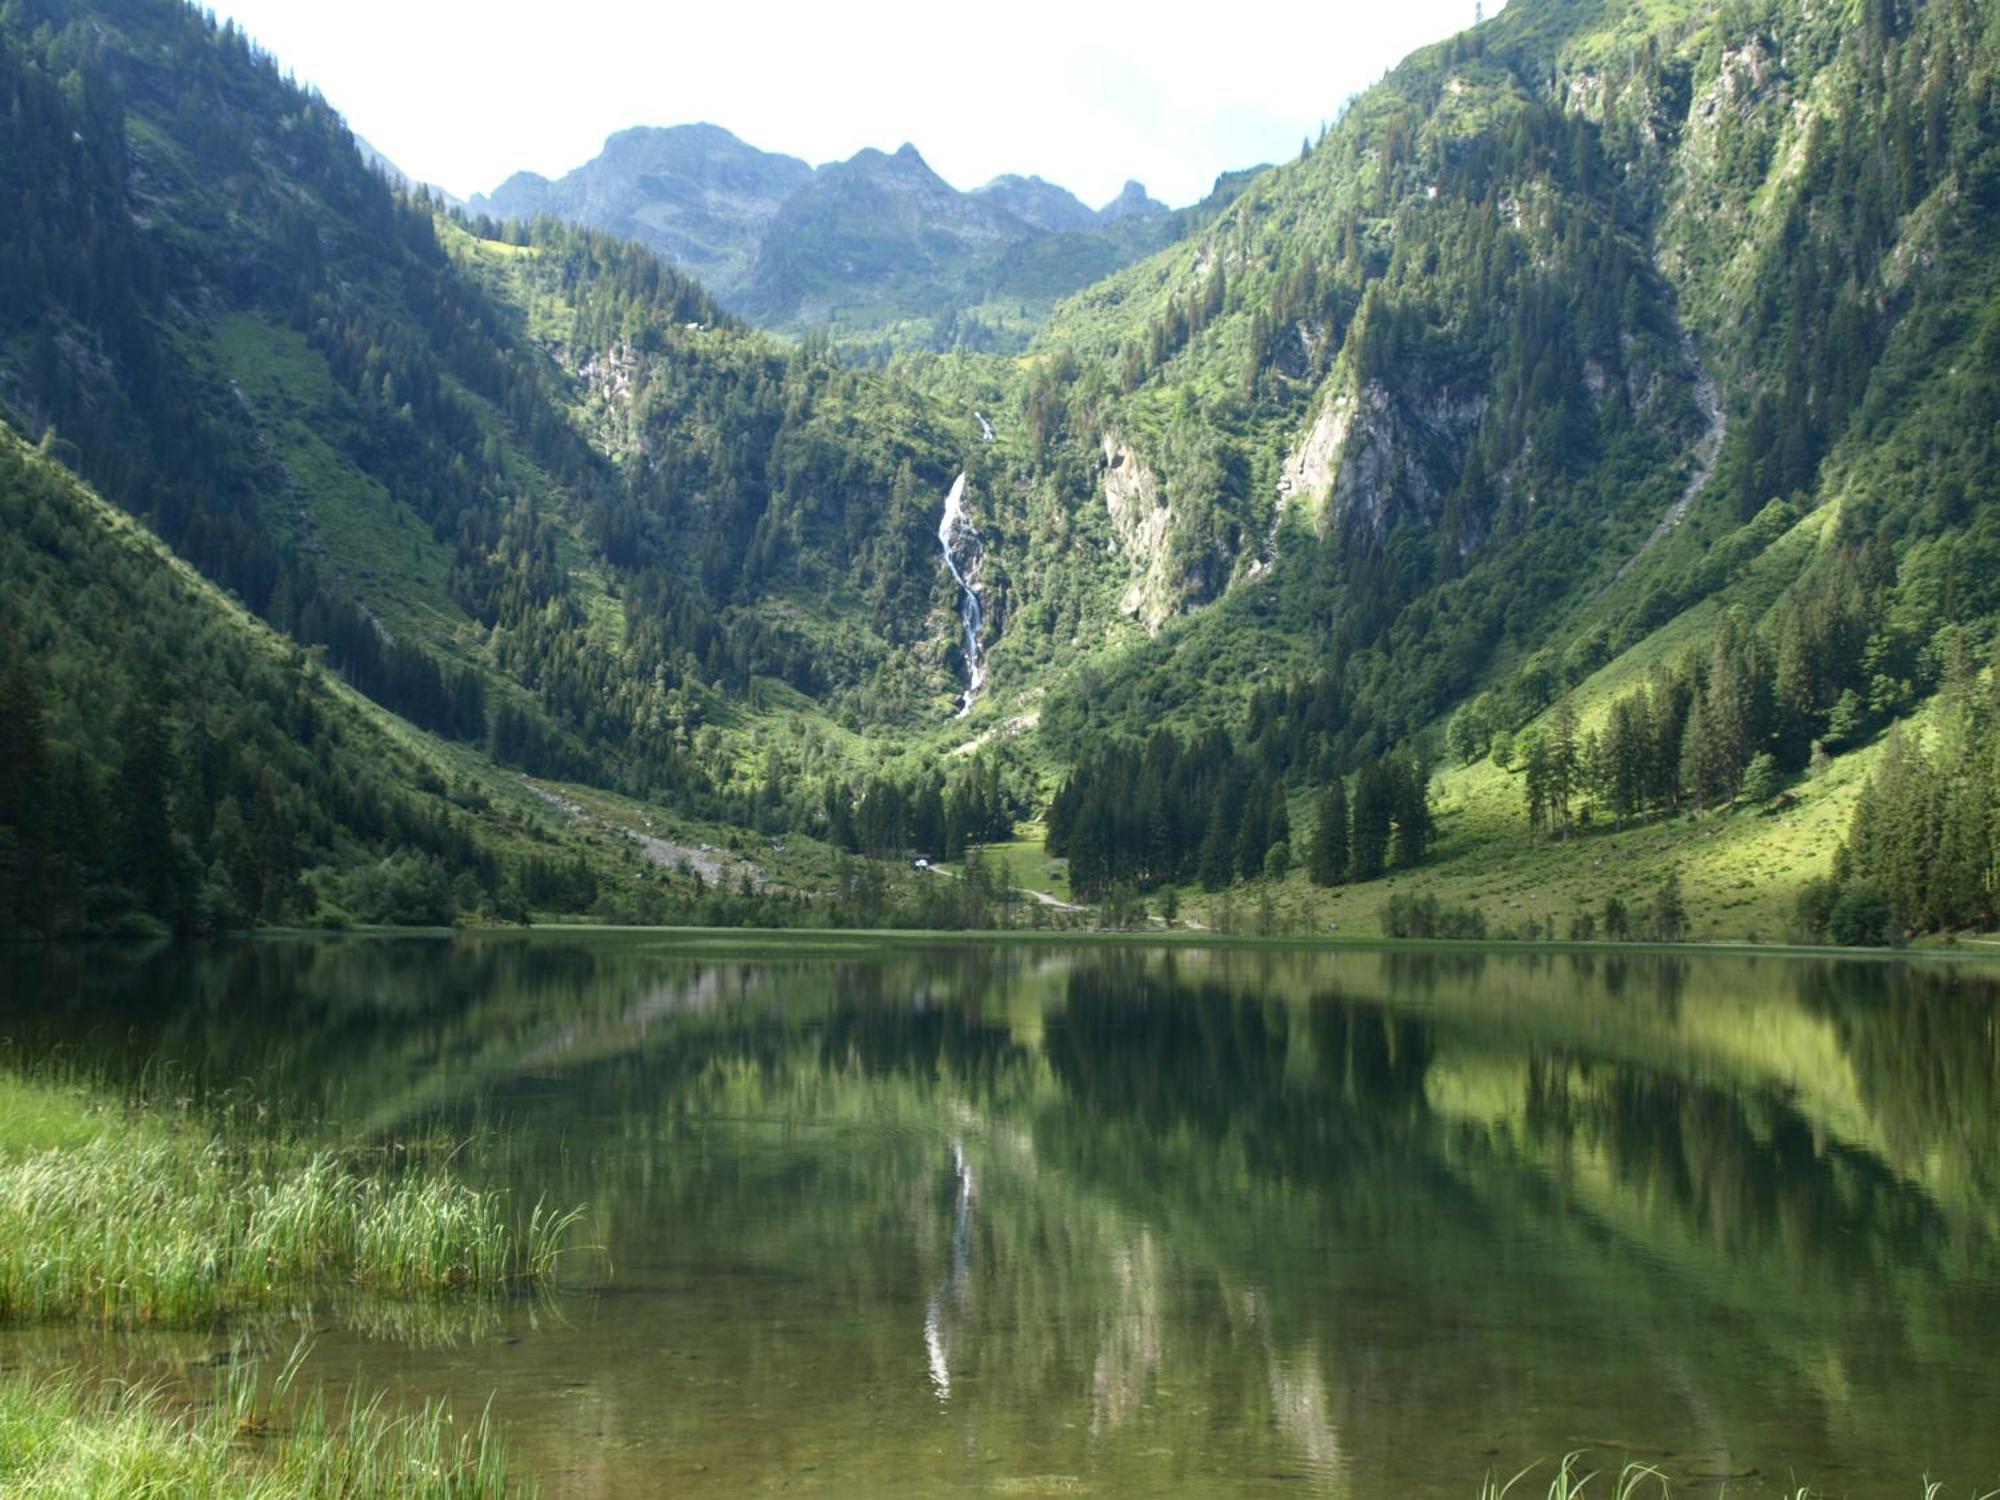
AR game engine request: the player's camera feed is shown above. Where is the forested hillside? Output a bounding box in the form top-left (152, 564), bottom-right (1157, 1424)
top-left (4, 0), bottom-right (1999, 940)
top-left (0, 0), bottom-right (997, 830)
top-left (963, 0), bottom-right (2000, 940)
top-left (0, 424), bottom-right (609, 934)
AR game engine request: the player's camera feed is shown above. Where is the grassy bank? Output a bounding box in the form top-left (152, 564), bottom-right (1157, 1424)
top-left (0, 1072), bottom-right (578, 1327)
top-left (0, 1356), bottom-right (528, 1498)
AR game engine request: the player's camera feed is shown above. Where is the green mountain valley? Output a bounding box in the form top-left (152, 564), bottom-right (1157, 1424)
top-left (3, 0), bottom-right (1999, 946)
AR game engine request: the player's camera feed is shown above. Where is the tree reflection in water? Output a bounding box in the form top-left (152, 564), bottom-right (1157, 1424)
top-left (3, 937), bottom-right (1998, 1497)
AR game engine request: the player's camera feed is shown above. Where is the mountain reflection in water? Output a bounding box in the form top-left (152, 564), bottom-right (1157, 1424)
top-left (3, 936), bottom-right (1997, 1498)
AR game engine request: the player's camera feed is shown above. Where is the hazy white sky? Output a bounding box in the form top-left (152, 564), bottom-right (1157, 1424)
top-left (207, 0), bottom-right (1503, 208)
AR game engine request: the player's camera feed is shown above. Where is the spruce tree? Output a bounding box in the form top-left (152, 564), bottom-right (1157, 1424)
top-left (1266, 782), bottom-right (1292, 871)
top-left (1308, 779), bottom-right (1349, 888)
top-left (1350, 761), bottom-right (1393, 881)
top-left (1198, 798), bottom-right (1235, 892)
top-left (1652, 869), bottom-right (1687, 942)
top-left (1549, 693), bottom-right (1580, 839)
top-left (1522, 731), bottom-right (1552, 833)
top-left (116, 684), bottom-right (182, 922)
top-left (1389, 757), bottom-right (1432, 868)
top-left (0, 621), bottom-right (52, 931)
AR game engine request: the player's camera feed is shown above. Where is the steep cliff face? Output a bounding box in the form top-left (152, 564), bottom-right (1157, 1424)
top-left (1278, 378), bottom-right (1490, 546)
top-left (1027, 0), bottom-right (2000, 791)
top-left (1027, 17), bottom-right (1711, 672)
top-left (1100, 436), bottom-right (1177, 634)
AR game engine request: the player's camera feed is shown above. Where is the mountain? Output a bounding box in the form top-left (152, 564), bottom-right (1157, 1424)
top-left (973, 174), bottom-right (1099, 232)
top-left (4, 0), bottom-right (2000, 944)
top-left (998, 0), bottom-right (2000, 938)
top-left (467, 123), bottom-right (812, 295)
top-left (735, 142), bottom-right (1032, 321)
top-left (0, 423), bottom-right (607, 934)
top-left (470, 129), bottom-right (1241, 351)
top-left (1096, 179), bottom-right (1168, 222)
top-left (0, 0), bottom-right (979, 933)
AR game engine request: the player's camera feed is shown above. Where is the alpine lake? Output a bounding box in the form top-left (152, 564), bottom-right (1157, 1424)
top-left (3, 932), bottom-right (1998, 1498)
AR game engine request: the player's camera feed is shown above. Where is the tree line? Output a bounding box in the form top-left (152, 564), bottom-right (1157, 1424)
top-left (1046, 725), bottom-right (1435, 901)
top-left (1802, 635), bottom-right (2000, 943)
top-left (1467, 546), bottom-right (1893, 834)
top-left (818, 755), bottom-right (1016, 861)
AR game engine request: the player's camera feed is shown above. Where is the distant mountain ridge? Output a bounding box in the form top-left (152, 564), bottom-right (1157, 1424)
top-left (469, 123), bottom-right (1217, 349)
top-left (469, 124), bottom-right (811, 297)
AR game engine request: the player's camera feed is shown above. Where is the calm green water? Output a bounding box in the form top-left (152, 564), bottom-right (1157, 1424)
top-left (4, 935), bottom-right (2000, 1497)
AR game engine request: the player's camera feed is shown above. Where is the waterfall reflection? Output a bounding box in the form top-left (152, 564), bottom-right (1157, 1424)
top-left (923, 1139), bottom-right (976, 1400)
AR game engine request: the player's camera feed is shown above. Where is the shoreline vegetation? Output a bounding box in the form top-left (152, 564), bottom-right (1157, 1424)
top-left (0, 1073), bottom-right (579, 1327)
top-left (1480, 1454), bottom-right (2000, 1499)
top-left (0, 1356), bottom-right (527, 1499)
top-left (81, 921), bottom-right (1998, 965)
top-left (0, 1069), bottom-right (572, 1495)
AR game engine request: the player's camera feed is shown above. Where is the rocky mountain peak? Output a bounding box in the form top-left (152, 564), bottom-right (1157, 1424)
top-left (1098, 179), bottom-right (1167, 222)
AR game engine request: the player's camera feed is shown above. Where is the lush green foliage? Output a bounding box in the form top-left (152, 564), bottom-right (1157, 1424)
top-left (0, 1361), bottom-right (532, 1498)
top-left (6, 0), bottom-right (2000, 939)
top-left (0, 432), bottom-right (563, 934)
top-left (1044, 721), bottom-right (1434, 899)
top-left (0, 1072), bottom-right (577, 1326)
top-left (1378, 891), bottom-right (1488, 939)
top-left (1802, 639), bottom-right (2000, 940)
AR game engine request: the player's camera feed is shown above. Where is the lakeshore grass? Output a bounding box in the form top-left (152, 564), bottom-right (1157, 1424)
top-left (1478, 1453), bottom-right (2000, 1499)
top-left (0, 1351), bottom-right (531, 1498)
top-left (0, 1071), bottom-right (580, 1328)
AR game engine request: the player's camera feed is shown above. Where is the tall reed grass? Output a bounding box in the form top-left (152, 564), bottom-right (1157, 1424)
top-left (0, 1073), bottom-right (581, 1327)
top-left (1477, 1453), bottom-right (2000, 1499)
top-left (0, 1346), bottom-right (533, 1498)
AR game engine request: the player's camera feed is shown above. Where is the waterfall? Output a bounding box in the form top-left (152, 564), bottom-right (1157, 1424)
top-left (975, 411), bottom-right (995, 443)
top-left (938, 473), bottom-right (984, 715)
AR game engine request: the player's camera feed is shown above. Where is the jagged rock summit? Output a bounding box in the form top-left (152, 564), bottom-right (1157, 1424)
top-left (1096, 179), bottom-right (1167, 222)
top-left (468, 122), bottom-right (810, 294)
top-left (470, 127), bottom-right (1231, 347)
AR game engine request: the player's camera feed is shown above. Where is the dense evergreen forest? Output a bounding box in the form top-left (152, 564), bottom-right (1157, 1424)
top-left (3, 0), bottom-right (2000, 940)
top-left (0, 430), bottom-right (540, 934)
top-left (1044, 718), bottom-right (1433, 901)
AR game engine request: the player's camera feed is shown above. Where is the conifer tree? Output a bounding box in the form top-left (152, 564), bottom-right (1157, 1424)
top-left (1522, 731), bottom-right (1552, 833)
top-left (1652, 869), bottom-right (1687, 942)
top-left (1266, 782), bottom-right (1293, 873)
top-left (0, 619), bottom-right (52, 932)
top-left (116, 684), bottom-right (184, 923)
top-left (1308, 779), bottom-right (1349, 888)
top-left (1389, 756), bottom-right (1432, 868)
top-left (1549, 692), bottom-right (1580, 839)
top-left (1198, 797), bottom-right (1236, 892)
top-left (1350, 760), bottom-right (1394, 881)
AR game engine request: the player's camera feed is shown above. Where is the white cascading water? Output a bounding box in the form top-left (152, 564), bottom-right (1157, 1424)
top-left (975, 411), bottom-right (995, 443)
top-left (938, 473), bottom-right (984, 715)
